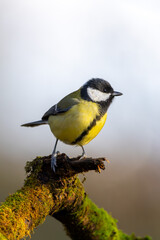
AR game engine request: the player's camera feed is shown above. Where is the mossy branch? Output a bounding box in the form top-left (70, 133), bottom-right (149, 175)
top-left (0, 154), bottom-right (151, 240)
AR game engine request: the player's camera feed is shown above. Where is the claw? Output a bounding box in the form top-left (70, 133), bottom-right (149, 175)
top-left (51, 153), bottom-right (57, 172)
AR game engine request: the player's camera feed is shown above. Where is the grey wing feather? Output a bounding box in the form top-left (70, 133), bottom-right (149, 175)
top-left (42, 94), bottom-right (80, 120)
top-left (22, 90), bottom-right (81, 124)
top-left (42, 104), bottom-right (72, 120)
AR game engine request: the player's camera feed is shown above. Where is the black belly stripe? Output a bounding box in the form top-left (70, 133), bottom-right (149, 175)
top-left (71, 114), bottom-right (102, 145)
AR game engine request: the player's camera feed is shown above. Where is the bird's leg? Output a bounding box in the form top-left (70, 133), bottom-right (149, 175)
top-left (51, 138), bottom-right (58, 171)
top-left (79, 146), bottom-right (86, 159)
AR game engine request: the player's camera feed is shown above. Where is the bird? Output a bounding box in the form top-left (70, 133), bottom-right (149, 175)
top-left (21, 78), bottom-right (122, 171)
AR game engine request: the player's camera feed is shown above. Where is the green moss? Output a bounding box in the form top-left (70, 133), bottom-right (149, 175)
top-left (0, 184), bottom-right (54, 239)
top-left (118, 232), bottom-right (152, 240)
top-left (64, 195), bottom-right (151, 240)
top-left (75, 196), bottom-right (119, 239)
top-left (0, 156), bottom-right (87, 239)
top-left (24, 157), bottom-right (43, 187)
top-left (87, 199), bottom-right (152, 240)
top-left (0, 232), bottom-right (7, 240)
top-left (0, 155), bottom-right (152, 240)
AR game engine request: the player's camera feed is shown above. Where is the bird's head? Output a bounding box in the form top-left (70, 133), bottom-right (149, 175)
top-left (81, 78), bottom-right (122, 103)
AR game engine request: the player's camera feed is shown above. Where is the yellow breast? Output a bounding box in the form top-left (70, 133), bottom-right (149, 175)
top-left (77, 113), bottom-right (107, 146)
top-left (48, 100), bottom-right (107, 146)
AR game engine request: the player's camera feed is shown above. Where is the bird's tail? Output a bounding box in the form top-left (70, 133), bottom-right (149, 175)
top-left (21, 120), bottom-right (48, 127)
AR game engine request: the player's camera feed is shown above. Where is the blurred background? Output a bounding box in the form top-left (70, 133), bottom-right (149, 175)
top-left (0, 0), bottom-right (160, 239)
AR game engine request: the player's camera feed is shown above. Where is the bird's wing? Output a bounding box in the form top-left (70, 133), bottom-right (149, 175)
top-left (42, 90), bottom-right (81, 120)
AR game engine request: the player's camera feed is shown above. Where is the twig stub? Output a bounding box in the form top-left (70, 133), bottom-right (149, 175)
top-left (28, 153), bottom-right (106, 181)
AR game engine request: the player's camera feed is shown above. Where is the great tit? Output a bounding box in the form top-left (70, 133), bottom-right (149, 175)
top-left (22, 78), bottom-right (122, 171)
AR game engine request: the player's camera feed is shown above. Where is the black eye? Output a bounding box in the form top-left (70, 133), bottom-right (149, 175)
top-left (103, 86), bottom-right (113, 93)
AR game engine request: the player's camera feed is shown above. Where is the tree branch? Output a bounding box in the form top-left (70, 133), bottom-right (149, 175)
top-left (0, 154), bottom-right (151, 240)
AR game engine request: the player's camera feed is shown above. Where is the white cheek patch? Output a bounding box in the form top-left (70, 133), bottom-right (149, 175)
top-left (87, 87), bottom-right (111, 102)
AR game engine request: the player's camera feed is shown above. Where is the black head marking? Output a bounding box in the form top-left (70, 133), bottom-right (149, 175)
top-left (83, 78), bottom-right (113, 94)
top-left (81, 78), bottom-right (113, 101)
top-left (81, 78), bottom-right (115, 115)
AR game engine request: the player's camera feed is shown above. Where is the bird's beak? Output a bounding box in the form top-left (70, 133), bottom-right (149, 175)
top-left (112, 91), bottom-right (123, 96)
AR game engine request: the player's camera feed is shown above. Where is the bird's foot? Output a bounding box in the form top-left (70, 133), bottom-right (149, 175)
top-left (51, 151), bottom-right (60, 172)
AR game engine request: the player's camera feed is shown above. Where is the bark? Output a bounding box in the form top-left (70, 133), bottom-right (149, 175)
top-left (0, 154), bottom-right (151, 240)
